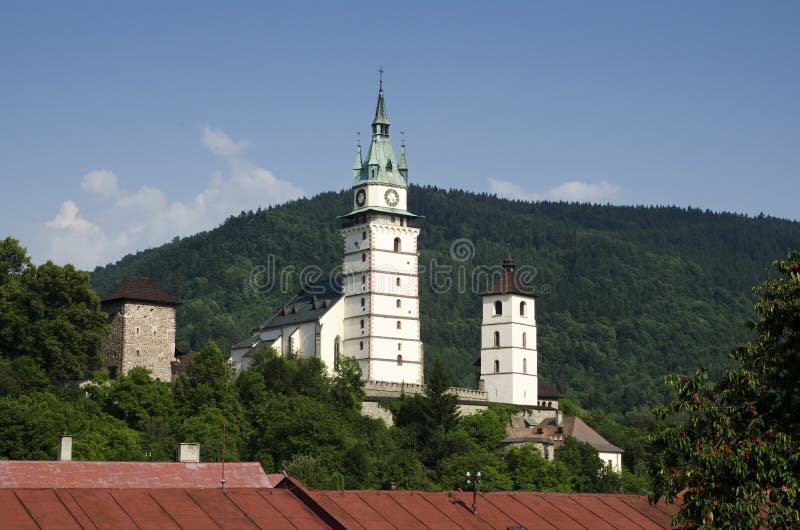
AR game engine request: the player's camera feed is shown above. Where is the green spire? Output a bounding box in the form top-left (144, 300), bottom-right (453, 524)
top-left (399, 139), bottom-right (408, 179)
top-left (372, 85), bottom-right (390, 131)
top-left (352, 141), bottom-right (362, 178)
top-left (353, 78), bottom-right (406, 188)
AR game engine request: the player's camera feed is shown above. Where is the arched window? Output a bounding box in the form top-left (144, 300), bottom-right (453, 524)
top-left (360, 319), bottom-right (364, 329)
top-left (362, 231), bottom-right (366, 240)
top-left (494, 301), bottom-right (503, 315)
top-left (523, 358), bottom-right (527, 374)
top-left (359, 341), bottom-right (364, 351)
top-left (396, 277), bottom-right (401, 286)
top-left (493, 331), bottom-right (500, 347)
top-left (397, 354), bottom-right (403, 366)
top-left (361, 253), bottom-right (366, 262)
top-left (396, 320), bottom-right (402, 329)
top-left (361, 297), bottom-right (365, 307)
top-left (520, 301), bottom-right (527, 316)
top-left (522, 332), bottom-right (527, 348)
top-left (397, 342), bottom-right (402, 351)
top-left (394, 237), bottom-right (401, 252)
top-left (494, 360), bottom-right (500, 373)
top-left (334, 336), bottom-right (341, 369)
top-left (396, 299), bottom-right (402, 308)
top-left (362, 274), bottom-right (366, 284)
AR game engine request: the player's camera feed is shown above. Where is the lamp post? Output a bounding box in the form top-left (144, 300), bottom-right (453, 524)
top-left (465, 471), bottom-right (481, 513)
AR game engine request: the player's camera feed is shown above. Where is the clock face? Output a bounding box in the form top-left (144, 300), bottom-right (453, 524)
top-left (384, 188), bottom-right (399, 207)
top-left (355, 189), bottom-right (366, 207)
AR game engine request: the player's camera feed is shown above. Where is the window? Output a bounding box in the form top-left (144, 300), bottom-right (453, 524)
top-left (394, 237), bottom-right (401, 252)
top-left (520, 301), bottom-right (527, 316)
top-left (494, 360), bottom-right (500, 373)
top-left (494, 301), bottom-right (503, 315)
top-left (361, 253), bottom-right (366, 262)
top-left (334, 336), bottom-right (341, 369)
top-left (396, 299), bottom-right (401, 308)
top-left (396, 277), bottom-right (401, 286)
top-left (493, 331), bottom-right (500, 347)
top-left (523, 358), bottom-right (527, 374)
top-left (360, 319), bottom-right (365, 329)
top-left (522, 332), bottom-right (527, 348)
top-left (362, 231), bottom-right (366, 240)
top-left (109, 366), bottom-right (118, 379)
top-left (396, 320), bottom-right (402, 329)
top-left (289, 337), bottom-right (294, 353)
top-left (361, 297), bottom-right (365, 307)
top-left (362, 274), bottom-right (366, 284)
top-left (397, 355), bottom-right (403, 366)
top-left (359, 341), bottom-right (364, 351)
top-left (397, 342), bottom-right (402, 351)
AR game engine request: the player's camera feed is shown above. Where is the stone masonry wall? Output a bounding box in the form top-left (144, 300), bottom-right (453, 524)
top-left (100, 301), bottom-right (125, 376)
top-left (119, 302), bottom-right (175, 381)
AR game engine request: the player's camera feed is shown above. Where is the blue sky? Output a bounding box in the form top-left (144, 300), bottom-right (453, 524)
top-left (1, 1), bottom-right (798, 269)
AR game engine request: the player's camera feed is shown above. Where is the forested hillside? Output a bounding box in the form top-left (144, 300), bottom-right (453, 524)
top-left (90, 186), bottom-right (800, 419)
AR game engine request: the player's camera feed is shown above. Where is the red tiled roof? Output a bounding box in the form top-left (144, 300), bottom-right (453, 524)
top-left (101, 276), bottom-right (179, 305)
top-left (0, 461), bottom-right (277, 489)
top-left (480, 257), bottom-right (538, 297)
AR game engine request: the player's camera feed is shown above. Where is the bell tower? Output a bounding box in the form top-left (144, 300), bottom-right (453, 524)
top-left (479, 257), bottom-right (538, 405)
top-left (339, 79), bottom-right (423, 384)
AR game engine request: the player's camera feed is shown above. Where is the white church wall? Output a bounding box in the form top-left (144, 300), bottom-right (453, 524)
top-left (318, 298), bottom-right (345, 374)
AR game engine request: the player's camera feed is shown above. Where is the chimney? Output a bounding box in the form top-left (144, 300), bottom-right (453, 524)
top-left (58, 434), bottom-right (72, 461)
top-left (177, 442), bottom-right (201, 463)
top-left (382, 481), bottom-right (398, 490)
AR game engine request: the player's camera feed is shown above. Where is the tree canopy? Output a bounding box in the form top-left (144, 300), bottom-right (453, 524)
top-left (650, 250), bottom-right (800, 528)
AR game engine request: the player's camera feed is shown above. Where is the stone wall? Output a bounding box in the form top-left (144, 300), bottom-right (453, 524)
top-left (101, 301), bottom-right (175, 381)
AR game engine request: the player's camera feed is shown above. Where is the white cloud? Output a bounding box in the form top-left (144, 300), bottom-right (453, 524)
top-left (488, 177), bottom-right (622, 203)
top-left (43, 127), bottom-right (305, 269)
top-left (81, 169), bottom-right (121, 197)
top-left (46, 201), bottom-right (99, 234)
top-left (202, 126), bottom-right (248, 157)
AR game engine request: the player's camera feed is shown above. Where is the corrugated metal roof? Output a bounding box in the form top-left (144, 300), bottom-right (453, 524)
top-left (0, 462), bottom-right (680, 528)
top-left (0, 461), bottom-right (277, 489)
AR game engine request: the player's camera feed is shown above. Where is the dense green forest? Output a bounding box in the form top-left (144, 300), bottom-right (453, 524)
top-left (90, 186), bottom-right (800, 420)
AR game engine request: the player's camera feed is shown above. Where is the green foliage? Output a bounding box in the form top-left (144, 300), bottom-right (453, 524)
top-left (0, 391), bottom-right (141, 461)
top-left (88, 187), bottom-right (796, 415)
top-left (650, 250), bottom-right (800, 529)
top-left (1, 237), bottom-right (108, 381)
top-left (504, 445), bottom-right (573, 492)
top-left (555, 436), bottom-right (620, 493)
top-left (0, 356), bottom-right (49, 396)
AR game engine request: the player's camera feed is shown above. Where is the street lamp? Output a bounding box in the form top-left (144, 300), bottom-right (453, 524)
top-left (465, 471), bottom-right (481, 513)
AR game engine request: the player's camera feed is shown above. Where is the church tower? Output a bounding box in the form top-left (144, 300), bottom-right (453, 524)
top-left (339, 80), bottom-right (423, 384)
top-left (479, 257), bottom-right (538, 405)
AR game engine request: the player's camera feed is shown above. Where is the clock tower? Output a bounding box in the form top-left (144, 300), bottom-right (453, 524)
top-left (339, 80), bottom-right (423, 384)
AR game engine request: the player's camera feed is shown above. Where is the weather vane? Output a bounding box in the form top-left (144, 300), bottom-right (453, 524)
top-left (379, 66), bottom-right (384, 89)
top-left (356, 131), bottom-right (361, 147)
top-left (401, 130), bottom-right (405, 147)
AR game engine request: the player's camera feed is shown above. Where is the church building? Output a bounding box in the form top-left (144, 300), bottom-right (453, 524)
top-left (231, 80), bottom-right (423, 385)
top-left (230, 81), bottom-right (550, 411)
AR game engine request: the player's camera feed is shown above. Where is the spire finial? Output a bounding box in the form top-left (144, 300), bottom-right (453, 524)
top-left (356, 131), bottom-right (361, 148)
top-left (401, 130), bottom-right (405, 148)
top-left (379, 66), bottom-right (384, 90)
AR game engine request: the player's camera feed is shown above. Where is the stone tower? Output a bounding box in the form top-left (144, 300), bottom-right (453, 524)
top-left (339, 80), bottom-right (424, 383)
top-left (100, 277), bottom-right (179, 381)
top-left (479, 257), bottom-right (538, 405)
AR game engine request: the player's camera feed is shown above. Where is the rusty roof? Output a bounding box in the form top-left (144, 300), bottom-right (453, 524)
top-left (0, 478), bottom-right (680, 529)
top-left (0, 461), bottom-right (278, 489)
top-left (101, 276), bottom-right (180, 305)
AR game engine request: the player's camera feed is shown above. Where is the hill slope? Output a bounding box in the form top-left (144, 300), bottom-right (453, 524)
top-left (90, 186), bottom-right (800, 418)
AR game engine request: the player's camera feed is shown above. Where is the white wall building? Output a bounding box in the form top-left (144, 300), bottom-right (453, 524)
top-left (479, 256), bottom-right (539, 406)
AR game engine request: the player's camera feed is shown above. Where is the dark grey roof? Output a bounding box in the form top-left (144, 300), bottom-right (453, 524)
top-left (560, 416), bottom-right (624, 454)
top-left (261, 279), bottom-right (343, 329)
top-left (538, 381), bottom-right (562, 399)
top-left (231, 336), bottom-right (262, 349)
